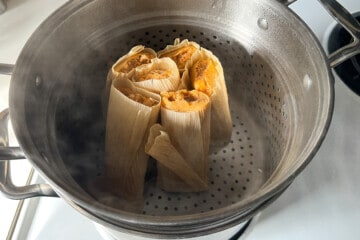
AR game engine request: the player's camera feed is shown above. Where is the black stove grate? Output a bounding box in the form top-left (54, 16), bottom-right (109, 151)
top-left (327, 12), bottom-right (360, 96)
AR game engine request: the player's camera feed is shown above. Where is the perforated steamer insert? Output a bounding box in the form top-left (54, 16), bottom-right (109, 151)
top-left (57, 23), bottom-right (291, 216)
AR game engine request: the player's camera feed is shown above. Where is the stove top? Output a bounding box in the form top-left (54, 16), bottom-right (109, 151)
top-left (1, 0), bottom-right (360, 239)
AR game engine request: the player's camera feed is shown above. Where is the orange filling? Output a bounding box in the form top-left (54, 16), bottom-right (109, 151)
top-left (119, 87), bottom-right (158, 107)
top-left (190, 58), bottom-right (217, 96)
top-left (161, 45), bottom-right (197, 70)
top-left (136, 69), bottom-right (172, 82)
top-left (161, 90), bottom-right (209, 112)
top-left (114, 52), bottom-right (154, 73)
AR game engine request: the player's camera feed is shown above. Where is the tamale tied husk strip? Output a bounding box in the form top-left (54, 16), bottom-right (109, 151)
top-left (181, 48), bottom-right (232, 147)
top-left (146, 90), bottom-right (211, 192)
top-left (158, 38), bottom-right (200, 73)
top-left (129, 57), bottom-right (180, 93)
top-left (105, 78), bottom-right (160, 210)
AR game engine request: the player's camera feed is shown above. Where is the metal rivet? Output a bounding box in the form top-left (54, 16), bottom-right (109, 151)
top-left (303, 74), bottom-right (313, 90)
top-left (40, 151), bottom-right (49, 163)
top-left (257, 18), bottom-right (268, 30)
top-left (35, 76), bottom-right (42, 88)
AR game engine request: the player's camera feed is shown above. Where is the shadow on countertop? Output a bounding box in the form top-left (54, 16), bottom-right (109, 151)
top-left (0, 0), bottom-right (28, 15)
top-left (0, 0), bottom-right (6, 14)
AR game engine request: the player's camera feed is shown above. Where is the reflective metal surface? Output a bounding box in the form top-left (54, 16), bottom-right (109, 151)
top-left (0, 110), bottom-right (25, 160)
top-left (0, 109), bottom-right (57, 199)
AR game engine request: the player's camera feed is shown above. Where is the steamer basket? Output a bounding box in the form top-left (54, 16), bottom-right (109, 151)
top-left (66, 19), bottom-right (331, 236)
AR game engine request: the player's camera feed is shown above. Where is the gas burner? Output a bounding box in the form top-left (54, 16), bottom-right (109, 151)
top-left (327, 12), bottom-right (360, 96)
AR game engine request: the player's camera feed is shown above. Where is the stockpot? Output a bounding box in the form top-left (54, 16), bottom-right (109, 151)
top-left (0, 0), bottom-right (359, 239)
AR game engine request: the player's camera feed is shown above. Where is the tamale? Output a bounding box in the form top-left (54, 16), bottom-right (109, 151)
top-left (182, 48), bottom-right (232, 147)
top-left (146, 90), bottom-right (211, 192)
top-left (158, 38), bottom-right (200, 73)
top-left (105, 78), bottom-right (160, 208)
top-left (110, 45), bottom-right (156, 77)
top-left (103, 46), bottom-right (156, 115)
top-left (129, 57), bottom-right (180, 93)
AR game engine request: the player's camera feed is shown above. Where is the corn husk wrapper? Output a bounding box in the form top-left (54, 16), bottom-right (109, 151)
top-left (145, 124), bottom-right (208, 191)
top-left (103, 46), bottom-right (157, 115)
top-left (128, 57), bottom-right (180, 93)
top-left (105, 78), bottom-right (160, 210)
top-left (158, 38), bottom-right (200, 73)
top-left (146, 90), bottom-right (211, 192)
top-left (108, 45), bottom-right (157, 82)
top-left (181, 48), bottom-right (232, 147)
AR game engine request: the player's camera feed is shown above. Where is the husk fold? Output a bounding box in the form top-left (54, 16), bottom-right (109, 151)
top-left (145, 124), bottom-right (208, 191)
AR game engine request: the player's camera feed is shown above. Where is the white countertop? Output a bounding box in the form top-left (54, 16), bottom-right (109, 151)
top-left (1, 0), bottom-right (360, 239)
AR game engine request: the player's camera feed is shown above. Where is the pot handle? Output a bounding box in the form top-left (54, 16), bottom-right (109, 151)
top-left (280, 0), bottom-right (360, 67)
top-left (0, 63), bottom-right (14, 75)
top-left (318, 0), bottom-right (360, 68)
top-left (277, 0), bottom-right (297, 6)
top-left (0, 64), bottom-right (25, 160)
top-left (0, 109), bottom-right (58, 199)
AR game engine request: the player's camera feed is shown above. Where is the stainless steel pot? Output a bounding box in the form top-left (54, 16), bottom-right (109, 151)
top-left (0, 0), bottom-right (359, 239)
